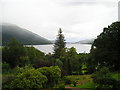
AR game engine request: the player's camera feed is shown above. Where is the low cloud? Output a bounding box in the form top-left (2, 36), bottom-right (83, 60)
top-left (1, 0), bottom-right (118, 41)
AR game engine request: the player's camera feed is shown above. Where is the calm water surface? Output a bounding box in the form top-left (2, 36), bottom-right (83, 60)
top-left (33, 44), bottom-right (91, 54)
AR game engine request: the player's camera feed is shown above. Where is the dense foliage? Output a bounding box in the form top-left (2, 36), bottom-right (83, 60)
top-left (2, 38), bottom-right (27, 67)
top-left (92, 67), bottom-right (120, 89)
top-left (2, 62), bottom-right (11, 74)
top-left (88, 21), bottom-right (120, 72)
top-left (63, 47), bottom-right (79, 75)
top-left (3, 66), bottom-right (62, 89)
top-left (37, 66), bottom-right (61, 88)
top-left (10, 68), bottom-right (48, 89)
top-left (2, 38), bottom-right (49, 68)
top-left (25, 47), bottom-right (46, 65)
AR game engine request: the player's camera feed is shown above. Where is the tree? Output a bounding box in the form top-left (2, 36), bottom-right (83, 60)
top-left (54, 59), bottom-right (63, 68)
top-left (90, 21), bottom-right (120, 71)
top-left (2, 38), bottom-right (27, 67)
top-left (53, 28), bottom-right (66, 59)
top-left (78, 53), bottom-right (89, 74)
top-left (63, 47), bottom-right (80, 75)
top-left (87, 49), bottom-right (98, 74)
top-left (25, 47), bottom-right (46, 64)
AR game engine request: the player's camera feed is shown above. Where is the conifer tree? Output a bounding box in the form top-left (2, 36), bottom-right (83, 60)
top-left (53, 28), bottom-right (66, 58)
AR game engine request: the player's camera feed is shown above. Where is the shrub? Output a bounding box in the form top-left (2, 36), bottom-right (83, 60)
top-left (58, 84), bottom-right (65, 88)
top-left (73, 81), bottom-right (77, 87)
top-left (33, 60), bottom-right (53, 69)
top-left (13, 65), bottom-right (34, 75)
top-left (10, 68), bottom-right (47, 89)
top-left (37, 66), bottom-right (61, 88)
top-left (2, 74), bottom-right (15, 89)
top-left (92, 67), bottom-right (119, 89)
top-left (63, 76), bottom-right (72, 84)
top-left (2, 62), bottom-right (11, 74)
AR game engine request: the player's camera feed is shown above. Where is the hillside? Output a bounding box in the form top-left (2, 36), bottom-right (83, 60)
top-left (75, 39), bottom-right (95, 44)
top-left (1, 23), bottom-right (52, 45)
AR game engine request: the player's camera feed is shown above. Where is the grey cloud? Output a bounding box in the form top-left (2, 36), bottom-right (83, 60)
top-left (1, 0), bottom-right (118, 41)
top-left (53, 0), bottom-right (118, 7)
top-left (59, 2), bottom-right (117, 7)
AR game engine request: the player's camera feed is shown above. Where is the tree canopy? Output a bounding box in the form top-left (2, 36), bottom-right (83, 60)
top-left (90, 21), bottom-right (120, 71)
top-left (2, 38), bottom-right (27, 67)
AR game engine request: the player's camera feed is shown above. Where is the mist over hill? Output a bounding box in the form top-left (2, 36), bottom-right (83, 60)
top-left (75, 39), bottom-right (95, 44)
top-left (1, 23), bottom-right (52, 45)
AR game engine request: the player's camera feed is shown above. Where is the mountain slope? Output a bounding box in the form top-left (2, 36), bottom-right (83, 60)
top-left (76, 39), bottom-right (95, 44)
top-left (1, 23), bottom-right (51, 45)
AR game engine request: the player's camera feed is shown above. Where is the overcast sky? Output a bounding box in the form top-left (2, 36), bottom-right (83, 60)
top-left (0, 0), bottom-right (119, 42)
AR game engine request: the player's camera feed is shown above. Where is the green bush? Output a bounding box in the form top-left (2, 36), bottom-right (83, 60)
top-left (10, 68), bottom-right (47, 89)
top-left (2, 62), bottom-right (11, 74)
top-left (13, 65), bottom-right (34, 75)
top-left (37, 66), bottom-right (61, 88)
top-left (53, 84), bottom-right (65, 89)
top-left (92, 67), bottom-right (119, 89)
top-left (73, 81), bottom-right (77, 87)
top-left (63, 76), bottom-right (72, 84)
top-left (58, 84), bottom-right (65, 88)
top-left (92, 67), bottom-right (111, 82)
top-left (63, 76), bottom-right (78, 87)
top-left (2, 74), bottom-right (15, 89)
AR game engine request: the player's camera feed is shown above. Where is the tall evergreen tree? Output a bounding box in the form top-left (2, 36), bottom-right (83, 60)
top-left (53, 28), bottom-right (66, 58)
